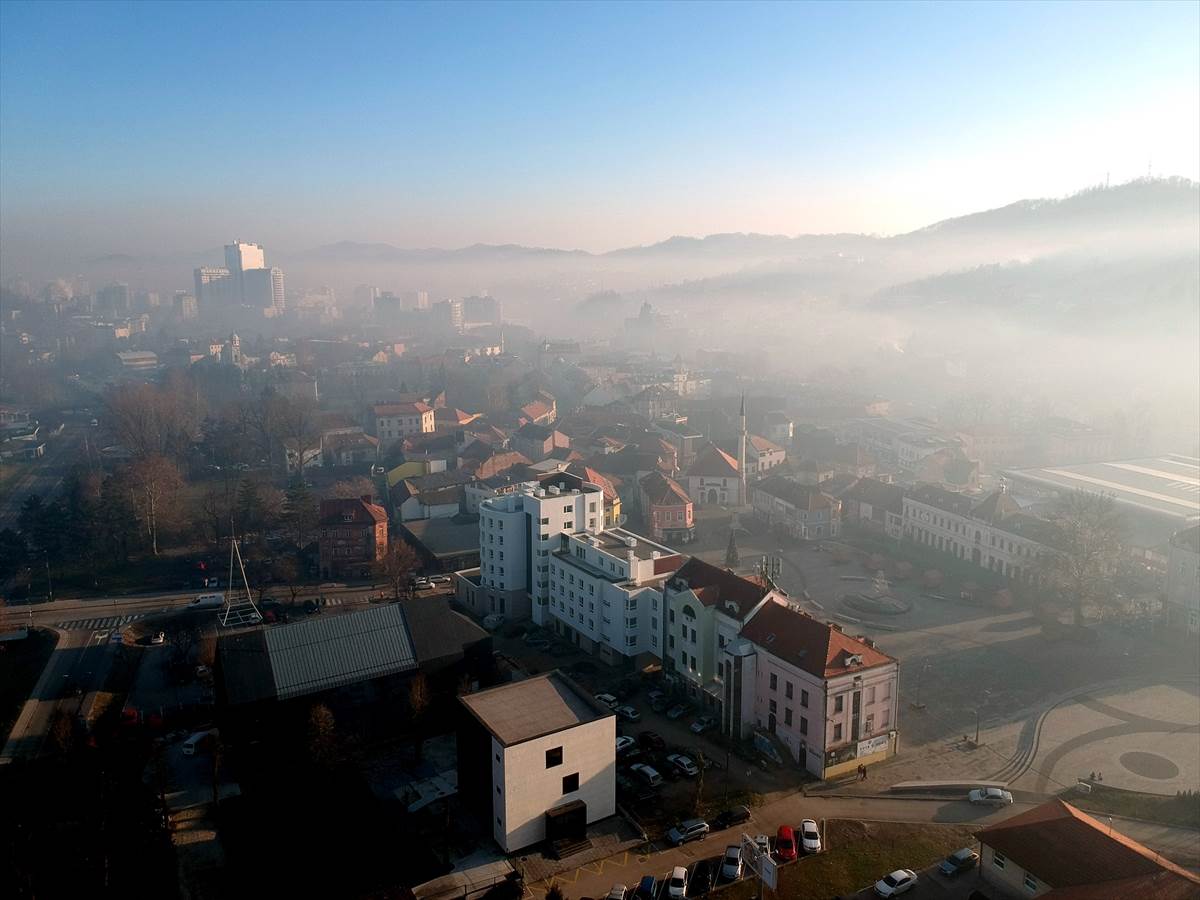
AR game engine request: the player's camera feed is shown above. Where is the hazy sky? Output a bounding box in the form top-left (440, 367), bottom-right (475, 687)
top-left (1, 0), bottom-right (1197, 259)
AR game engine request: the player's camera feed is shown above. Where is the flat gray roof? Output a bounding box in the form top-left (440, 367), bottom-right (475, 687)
top-left (1005, 455), bottom-right (1200, 523)
top-left (460, 671), bottom-right (611, 746)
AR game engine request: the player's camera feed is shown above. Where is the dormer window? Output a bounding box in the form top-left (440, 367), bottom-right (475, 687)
top-left (845, 653), bottom-right (863, 666)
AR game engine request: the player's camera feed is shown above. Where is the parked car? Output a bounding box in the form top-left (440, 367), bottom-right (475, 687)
top-left (775, 825), bottom-right (796, 861)
top-left (968, 787), bottom-right (1014, 806)
top-left (666, 818), bottom-right (710, 846)
top-left (150, 631), bottom-right (166, 645)
top-left (666, 703), bottom-right (688, 720)
top-left (616, 705), bottom-right (641, 722)
top-left (637, 731), bottom-right (666, 751)
top-left (413, 577), bottom-right (431, 590)
top-left (616, 735), bottom-right (637, 755)
top-left (713, 805), bottom-right (751, 830)
top-left (429, 574), bottom-right (451, 585)
top-left (690, 716), bottom-right (717, 734)
top-left (606, 885), bottom-right (627, 900)
top-left (666, 753), bottom-right (699, 777)
top-left (482, 613), bottom-right (506, 631)
top-left (667, 866), bottom-right (688, 900)
top-left (595, 693), bottom-right (618, 709)
top-left (939, 847), bottom-right (980, 877)
top-left (720, 846), bottom-right (743, 881)
top-left (648, 690), bottom-right (668, 712)
top-left (873, 869), bottom-right (917, 897)
top-left (629, 763), bottom-right (663, 787)
top-left (799, 819), bottom-right (821, 853)
top-left (689, 859), bottom-right (715, 895)
top-left (753, 834), bottom-right (769, 857)
top-left (635, 876), bottom-right (656, 900)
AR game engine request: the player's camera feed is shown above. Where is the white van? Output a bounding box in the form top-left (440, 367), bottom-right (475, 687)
top-left (189, 593), bottom-right (224, 610)
top-left (181, 730), bottom-right (213, 756)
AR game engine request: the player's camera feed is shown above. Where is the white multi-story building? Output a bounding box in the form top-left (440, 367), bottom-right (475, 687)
top-left (373, 401), bottom-right (435, 443)
top-left (730, 598), bottom-right (899, 779)
top-left (902, 485), bottom-right (1056, 582)
top-left (546, 529), bottom-right (682, 666)
top-left (477, 479), bottom-right (607, 622)
top-left (224, 240), bottom-right (266, 274)
top-left (458, 672), bottom-right (616, 853)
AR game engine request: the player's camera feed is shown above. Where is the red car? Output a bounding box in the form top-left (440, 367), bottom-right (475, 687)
top-left (775, 824), bottom-right (797, 861)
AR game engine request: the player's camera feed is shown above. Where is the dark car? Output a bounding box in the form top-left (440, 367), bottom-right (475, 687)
top-left (938, 847), bottom-right (979, 877)
top-left (638, 730), bottom-right (666, 751)
top-left (635, 876), bottom-right (656, 900)
top-left (713, 805), bottom-right (752, 830)
top-left (689, 859), bottom-right (715, 896)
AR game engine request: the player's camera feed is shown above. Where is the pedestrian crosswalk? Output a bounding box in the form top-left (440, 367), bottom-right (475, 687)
top-left (56, 613), bottom-right (147, 632)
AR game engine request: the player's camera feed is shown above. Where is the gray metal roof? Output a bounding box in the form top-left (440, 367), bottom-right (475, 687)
top-left (263, 604), bottom-right (417, 700)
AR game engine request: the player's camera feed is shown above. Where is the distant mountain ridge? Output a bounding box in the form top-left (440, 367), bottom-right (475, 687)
top-left (295, 177), bottom-right (1196, 264)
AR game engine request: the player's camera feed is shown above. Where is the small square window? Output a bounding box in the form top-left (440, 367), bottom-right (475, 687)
top-left (562, 772), bottom-right (579, 794)
top-left (546, 747), bottom-right (563, 768)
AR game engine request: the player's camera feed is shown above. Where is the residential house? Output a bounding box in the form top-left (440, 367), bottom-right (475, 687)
top-left (373, 401), bottom-right (435, 444)
top-left (638, 471), bottom-right (695, 545)
top-left (458, 672), bottom-right (616, 854)
top-left (512, 423), bottom-right (569, 462)
top-left (759, 411), bottom-right (794, 447)
top-left (393, 469), bottom-right (474, 522)
top-left (563, 463), bottom-right (623, 528)
top-left (840, 478), bottom-right (904, 539)
top-left (652, 418), bottom-right (704, 471)
top-left (519, 395), bottom-right (557, 426)
top-left (747, 435), bottom-right (785, 475)
top-left (974, 798), bottom-right (1200, 899)
top-left (662, 558), bottom-right (779, 711)
top-left (751, 476), bottom-right (842, 540)
top-left (1166, 526), bottom-right (1199, 636)
top-left (632, 385), bottom-right (678, 420)
top-left (317, 496), bottom-right (388, 579)
top-left (685, 444), bottom-right (743, 507)
top-left (320, 428), bottom-right (380, 468)
top-left (399, 516), bottom-right (483, 573)
top-left (730, 599), bottom-right (899, 778)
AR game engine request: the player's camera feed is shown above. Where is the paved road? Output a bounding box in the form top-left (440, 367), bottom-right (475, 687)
top-left (539, 792), bottom-right (1198, 899)
top-left (0, 426), bottom-right (85, 530)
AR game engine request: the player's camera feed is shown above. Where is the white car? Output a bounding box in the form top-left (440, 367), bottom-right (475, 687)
top-left (595, 693), bottom-right (618, 709)
top-left (606, 885), bottom-right (627, 900)
top-left (615, 705), bottom-right (641, 722)
top-left (667, 865), bottom-right (688, 899)
top-left (666, 753), bottom-right (699, 777)
top-left (873, 869), bottom-right (917, 897)
top-left (720, 845), bottom-right (743, 881)
top-left (616, 735), bottom-right (636, 755)
top-left (800, 818), bottom-right (822, 853)
top-left (753, 834), bottom-right (770, 856)
top-left (968, 787), bottom-right (1014, 806)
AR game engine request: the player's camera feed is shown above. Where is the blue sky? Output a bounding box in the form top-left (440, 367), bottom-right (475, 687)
top-left (1, 0), bottom-right (1197, 256)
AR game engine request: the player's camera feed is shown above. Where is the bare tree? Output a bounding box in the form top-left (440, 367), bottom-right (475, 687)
top-left (273, 555), bottom-right (305, 607)
top-left (1041, 490), bottom-right (1124, 626)
top-left (129, 455), bottom-right (184, 555)
top-left (328, 477), bottom-right (376, 501)
top-left (308, 703), bottom-right (339, 766)
top-left (375, 542), bottom-right (419, 600)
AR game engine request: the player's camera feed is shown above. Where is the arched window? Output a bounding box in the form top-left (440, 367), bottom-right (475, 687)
top-left (682, 604), bottom-right (697, 619)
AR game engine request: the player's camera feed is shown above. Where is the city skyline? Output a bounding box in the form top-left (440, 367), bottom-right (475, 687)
top-left (1, 0), bottom-right (1197, 266)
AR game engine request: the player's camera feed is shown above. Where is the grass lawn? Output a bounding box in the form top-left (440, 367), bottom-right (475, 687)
top-left (0, 627), bottom-right (59, 745)
top-left (1074, 784), bottom-right (1200, 829)
top-left (718, 820), bottom-right (976, 900)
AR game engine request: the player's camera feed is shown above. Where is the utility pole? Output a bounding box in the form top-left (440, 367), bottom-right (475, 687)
top-left (45, 552), bottom-right (54, 603)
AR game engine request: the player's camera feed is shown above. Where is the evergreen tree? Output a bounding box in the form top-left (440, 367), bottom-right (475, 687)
top-left (237, 478), bottom-right (264, 534)
top-left (283, 478), bottom-right (319, 548)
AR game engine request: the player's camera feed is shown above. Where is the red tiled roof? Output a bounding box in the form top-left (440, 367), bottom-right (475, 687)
top-left (639, 470), bottom-right (691, 507)
top-left (753, 476), bottom-right (837, 511)
top-left (520, 400), bottom-right (553, 421)
top-left (373, 401), bottom-right (432, 416)
top-left (739, 598), bottom-right (895, 678)
top-left (669, 557), bottom-right (769, 620)
top-left (975, 799), bottom-right (1200, 895)
top-left (565, 463), bottom-right (619, 503)
top-left (686, 444), bottom-right (739, 478)
top-left (749, 435), bottom-right (783, 453)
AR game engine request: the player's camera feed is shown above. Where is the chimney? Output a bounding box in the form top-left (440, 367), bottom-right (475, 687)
top-left (827, 621), bottom-right (843, 632)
